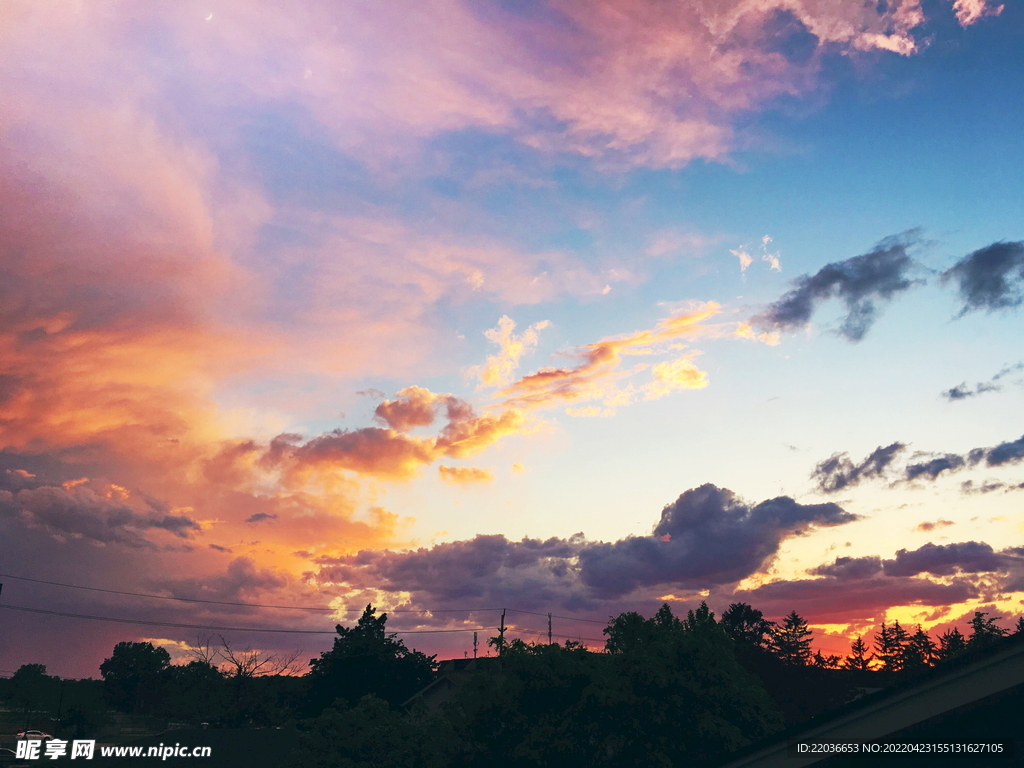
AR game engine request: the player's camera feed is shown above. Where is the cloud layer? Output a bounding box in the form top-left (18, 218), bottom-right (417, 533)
top-left (313, 483), bottom-right (858, 608)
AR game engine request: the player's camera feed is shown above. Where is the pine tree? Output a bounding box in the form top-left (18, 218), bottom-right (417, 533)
top-left (873, 621), bottom-right (908, 672)
top-left (812, 650), bottom-right (841, 668)
top-left (771, 611), bottom-right (813, 665)
top-left (844, 636), bottom-right (872, 671)
top-left (901, 626), bottom-right (936, 672)
top-left (1015, 616), bottom-right (1024, 635)
top-left (937, 627), bottom-right (966, 661)
top-left (967, 611), bottom-right (1008, 650)
top-left (682, 601), bottom-right (716, 632)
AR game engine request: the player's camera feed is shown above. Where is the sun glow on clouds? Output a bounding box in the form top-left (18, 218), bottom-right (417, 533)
top-left (490, 304), bottom-right (721, 412)
top-left (0, 0), bottom-right (1018, 674)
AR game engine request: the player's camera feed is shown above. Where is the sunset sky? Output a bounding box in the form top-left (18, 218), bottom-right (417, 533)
top-left (2, 0), bottom-right (1023, 678)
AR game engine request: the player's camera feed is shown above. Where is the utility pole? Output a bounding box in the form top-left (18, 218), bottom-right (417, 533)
top-left (548, 613), bottom-right (552, 645)
top-left (473, 632), bottom-right (478, 659)
top-left (498, 609), bottom-right (506, 656)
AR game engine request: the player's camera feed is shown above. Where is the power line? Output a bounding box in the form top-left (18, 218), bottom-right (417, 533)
top-left (0, 573), bottom-right (500, 614)
top-left (506, 608), bottom-right (607, 625)
top-left (0, 604), bottom-right (498, 636)
top-left (505, 626), bottom-right (604, 643)
top-left (0, 572), bottom-right (614, 629)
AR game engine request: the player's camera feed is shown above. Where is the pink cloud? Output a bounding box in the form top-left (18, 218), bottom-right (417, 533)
top-left (952, 0), bottom-right (1004, 27)
top-left (3, 0), bottom-right (966, 177)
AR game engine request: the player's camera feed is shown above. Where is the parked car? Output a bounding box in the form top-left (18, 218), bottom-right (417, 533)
top-left (14, 730), bottom-right (51, 740)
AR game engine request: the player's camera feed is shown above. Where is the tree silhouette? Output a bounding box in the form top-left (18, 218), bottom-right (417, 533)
top-left (466, 607), bottom-right (781, 766)
top-left (307, 605), bottom-right (436, 713)
top-left (937, 627), bottom-right (967, 661)
top-left (967, 611), bottom-right (1008, 650)
top-left (99, 642), bottom-right (171, 714)
top-left (844, 636), bottom-right (872, 671)
top-left (771, 611), bottom-right (813, 665)
top-left (10, 664), bottom-right (58, 726)
top-left (217, 636), bottom-right (303, 678)
top-left (682, 600), bottom-right (716, 632)
top-left (721, 603), bottom-right (775, 648)
top-left (901, 626), bottom-right (937, 672)
top-left (873, 621), bottom-right (909, 672)
top-left (812, 650), bottom-right (842, 668)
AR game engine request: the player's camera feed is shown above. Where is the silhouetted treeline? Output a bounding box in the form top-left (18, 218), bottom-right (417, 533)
top-left (3, 604), bottom-right (1022, 766)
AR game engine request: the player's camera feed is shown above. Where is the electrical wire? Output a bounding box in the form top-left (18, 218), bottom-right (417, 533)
top-left (506, 608), bottom-right (607, 625)
top-left (0, 572), bottom-right (499, 614)
top-left (0, 572), bottom-right (614, 630)
top-left (0, 604), bottom-right (499, 635)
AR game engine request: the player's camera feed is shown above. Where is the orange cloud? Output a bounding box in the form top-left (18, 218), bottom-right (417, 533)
top-left (916, 519), bottom-right (956, 532)
top-left (468, 316), bottom-right (550, 388)
top-left (228, 394), bottom-right (532, 483)
top-left (495, 304), bottom-right (721, 411)
top-left (438, 466), bottom-right (494, 484)
top-left (374, 386), bottom-right (449, 432)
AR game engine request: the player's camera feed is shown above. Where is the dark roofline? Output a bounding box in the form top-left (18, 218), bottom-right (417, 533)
top-left (715, 631), bottom-right (1024, 768)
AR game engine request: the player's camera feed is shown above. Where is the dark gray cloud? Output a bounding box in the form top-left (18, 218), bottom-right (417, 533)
top-left (942, 361), bottom-right (1023, 401)
top-left (158, 556), bottom-right (289, 603)
top-left (884, 541), bottom-right (1021, 577)
top-left (578, 485), bottom-right (857, 597)
top-left (732, 575), bottom-right (979, 621)
top-left (812, 541), bottom-right (1023, 580)
top-left (752, 233), bottom-right (921, 341)
top-left (811, 442), bottom-right (905, 493)
top-left (315, 533), bottom-right (589, 610)
top-left (245, 512), bottom-right (278, 524)
top-left (314, 484), bottom-right (859, 607)
top-left (960, 480), bottom-right (1011, 495)
top-left (984, 433), bottom-right (1024, 466)
top-left (810, 432), bottom-right (1024, 493)
top-left (942, 241), bottom-right (1024, 315)
top-left (0, 483), bottom-right (201, 549)
top-left (771, 540), bottom-right (1024, 620)
top-left (811, 555), bottom-right (882, 580)
top-left (904, 453), bottom-right (966, 482)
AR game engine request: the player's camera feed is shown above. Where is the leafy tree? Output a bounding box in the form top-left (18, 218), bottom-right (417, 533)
top-left (9, 664), bottom-right (59, 726)
top-left (721, 603), bottom-right (775, 648)
top-left (162, 661), bottom-right (227, 723)
top-left (306, 605), bottom-right (436, 713)
top-left (937, 627), bottom-right (967, 661)
top-left (290, 695), bottom-right (454, 768)
top-left (100, 642), bottom-right (171, 714)
top-left (844, 636), bottom-right (872, 671)
top-left (967, 611), bottom-right (1008, 650)
top-left (602, 611), bottom-right (655, 653)
top-left (771, 611), bottom-right (813, 665)
top-left (447, 610), bottom-right (782, 767)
